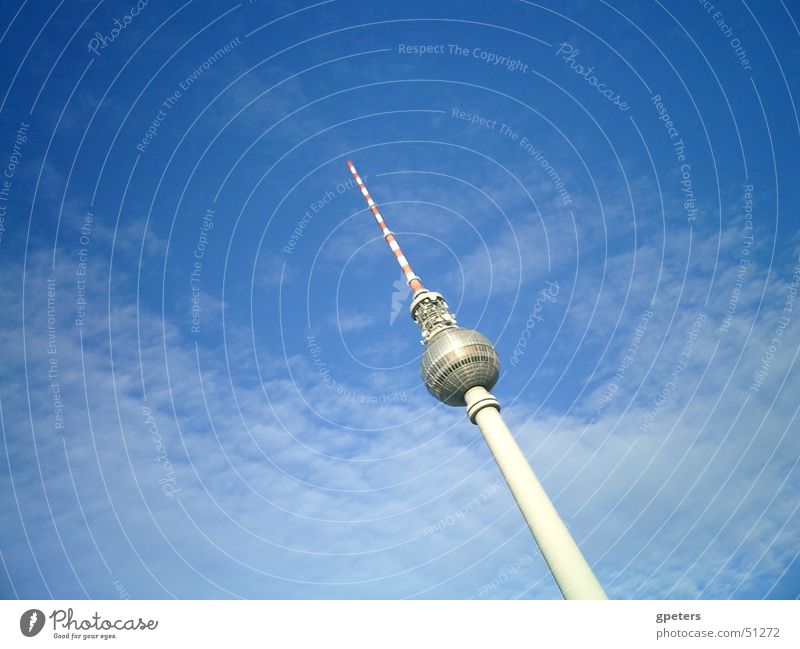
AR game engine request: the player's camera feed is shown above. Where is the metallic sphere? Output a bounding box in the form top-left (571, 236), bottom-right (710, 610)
top-left (420, 327), bottom-right (500, 406)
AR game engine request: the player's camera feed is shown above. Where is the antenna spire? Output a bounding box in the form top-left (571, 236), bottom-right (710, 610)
top-left (346, 160), bottom-right (425, 295)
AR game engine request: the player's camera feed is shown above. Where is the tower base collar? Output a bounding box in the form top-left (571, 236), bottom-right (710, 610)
top-left (464, 386), bottom-right (500, 423)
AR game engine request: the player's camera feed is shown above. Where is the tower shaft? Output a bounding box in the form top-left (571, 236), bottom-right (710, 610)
top-left (465, 387), bottom-right (607, 599)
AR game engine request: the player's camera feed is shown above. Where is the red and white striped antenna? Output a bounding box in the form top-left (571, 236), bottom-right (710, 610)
top-left (346, 160), bottom-right (425, 295)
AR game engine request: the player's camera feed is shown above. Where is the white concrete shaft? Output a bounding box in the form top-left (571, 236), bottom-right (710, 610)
top-left (465, 386), bottom-right (607, 600)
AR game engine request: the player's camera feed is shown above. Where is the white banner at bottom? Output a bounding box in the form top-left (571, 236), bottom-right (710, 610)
top-left (1, 600), bottom-right (797, 648)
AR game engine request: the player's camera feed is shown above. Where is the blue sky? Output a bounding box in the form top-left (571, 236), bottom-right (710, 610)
top-left (0, 0), bottom-right (799, 599)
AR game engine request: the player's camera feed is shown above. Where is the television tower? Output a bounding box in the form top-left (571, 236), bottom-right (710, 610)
top-left (346, 160), bottom-right (607, 600)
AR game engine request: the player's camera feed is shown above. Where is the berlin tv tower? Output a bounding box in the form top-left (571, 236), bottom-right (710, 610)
top-left (346, 160), bottom-right (607, 600)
